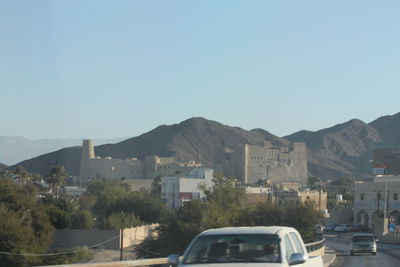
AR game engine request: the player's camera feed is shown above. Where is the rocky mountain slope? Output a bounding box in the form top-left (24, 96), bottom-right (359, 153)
top-left (8, 112), bottom-right (400, 180)
top-left (285, 119), bottom-right (381, 179)
top-left (10, 118), bottom-right (288, 177)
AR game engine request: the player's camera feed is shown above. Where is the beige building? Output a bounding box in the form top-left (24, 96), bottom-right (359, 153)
top-left (223, 141), bottom-right (308, 185)
top-left (79, 140), bottom-right (202, 183)
top-left (354, 175), bottom-right (400, 228)
top-left (272, 189), bottom-right (327, 212)
top-left (243, 185), bottom-right (327, 212)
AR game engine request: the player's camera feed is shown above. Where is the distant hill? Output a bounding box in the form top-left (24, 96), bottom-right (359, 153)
top-left (0, 136), bottom-right (124, 165)
top-left (285, 119), bottom-right (381, 179)
top-left (0, 162), bottom-right (7, 171)
top-left (9, 112), bottom-right (400, 180)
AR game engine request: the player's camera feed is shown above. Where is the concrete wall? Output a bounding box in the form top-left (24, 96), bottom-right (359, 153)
top-left (51, 229), bottom-right (120, 249)
top-left (122, 224), bottom-right (158, 248)
top-left (51, 224), bottom-right (158, 250)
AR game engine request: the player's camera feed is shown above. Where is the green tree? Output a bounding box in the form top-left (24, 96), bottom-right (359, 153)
top-left (72, 210), bottom-right (94, 229)
top-left (150, 175), bottom-right (162, 197)
top-left (0, 179), bottom-right (54, 267)
top-left (44, 204), bottom-right (72, 229)
top-left (13, 166), bottom-right (30, 185)
top-left (201, 173), bottom-right (246, 228)
top-left (138, 174), bottom-right (246, 258)
top-left (86, 179), bottom-right (130, 217)
top-left (104, 212), bottom-right (142, 229)
top-left (46, 166), bottom-right (67, 198)
top-left (42, 194), bottom-right (80, 229)
top-left (137, 200), bottom-right (207, 258)
top-left (282, 203), bottom-right (321, 242)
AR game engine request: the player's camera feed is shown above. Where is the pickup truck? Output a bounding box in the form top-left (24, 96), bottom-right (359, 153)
top-left (168, 226), bottom-right (324, 267)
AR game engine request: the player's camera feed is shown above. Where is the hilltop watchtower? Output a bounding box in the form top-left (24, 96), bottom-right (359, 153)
top-left (80, 139), bottom-right (95, 181)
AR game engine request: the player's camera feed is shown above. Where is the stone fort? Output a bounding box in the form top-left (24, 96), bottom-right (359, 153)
top-left (79, 140), bottom-right (201, 183)
top-left (80, 140), bottom-right (308, 185)
top-left (222, 141), bottom-right (308, 184)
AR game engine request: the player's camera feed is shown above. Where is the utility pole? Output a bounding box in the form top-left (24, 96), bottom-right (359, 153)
top-left (318, 185), bottom-right (322, 211)
top-left (120, 229), bottom-right (124, 261)
top-left (387, 191), bottom-right (390, 219)
top-left (377, 191), bottom-right (380, 215)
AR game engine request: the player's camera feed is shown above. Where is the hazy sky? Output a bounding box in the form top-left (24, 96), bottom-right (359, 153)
top-left (1, 0), bottom-right (399, 139)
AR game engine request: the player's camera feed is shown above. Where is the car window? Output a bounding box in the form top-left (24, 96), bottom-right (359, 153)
top-left (289, 232), bottom-right (305, 254)
top-left (183, 234), bottom-right (281, 264)
top-left (352, 236), bottom-right (373, 242)
top-left (283, 235), bottom-right (295, 262)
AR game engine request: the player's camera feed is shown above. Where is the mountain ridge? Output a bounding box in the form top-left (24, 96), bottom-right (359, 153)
top-left (7, 112), bottom-right (400, 180)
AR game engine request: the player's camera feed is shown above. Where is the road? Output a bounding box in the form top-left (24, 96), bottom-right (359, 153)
top-left (325, 233), bottom-right (400, 267)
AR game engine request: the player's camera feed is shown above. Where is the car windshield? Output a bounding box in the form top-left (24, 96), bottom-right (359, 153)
top-left (352, 236), bottom-right (373, 242)
top-left (183, 234), bottom-right (280, 264)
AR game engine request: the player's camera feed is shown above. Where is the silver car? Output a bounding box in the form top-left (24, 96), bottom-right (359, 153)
top-left (350, 233), bottom-right (377, 255)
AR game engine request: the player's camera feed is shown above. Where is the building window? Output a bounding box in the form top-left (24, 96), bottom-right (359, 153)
top-left (360, 193), bottom-right (365, 200)
top-left (394, 193), bottom-right (398, 201)
top-left (278, 200), bottom-right (283, 205)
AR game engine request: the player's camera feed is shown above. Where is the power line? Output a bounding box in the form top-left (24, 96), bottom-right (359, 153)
top-left (0, 234), bottom-right (121, 257)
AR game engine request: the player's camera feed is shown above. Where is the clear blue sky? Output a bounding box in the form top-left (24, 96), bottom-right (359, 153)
top-left (1, 0), bottom-right (399, 139)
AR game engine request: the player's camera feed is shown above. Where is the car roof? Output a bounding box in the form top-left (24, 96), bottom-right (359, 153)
top-left (352, 233), bottom-right (373, 237)
top-left (199, 226), bottom-right (296, 236)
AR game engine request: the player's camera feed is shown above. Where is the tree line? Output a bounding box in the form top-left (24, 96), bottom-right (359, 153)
top-left (0, 168), bottom-right (321, 266)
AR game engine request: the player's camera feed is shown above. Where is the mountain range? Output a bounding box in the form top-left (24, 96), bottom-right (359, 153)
top-left (0, 137), bottom-right (124, 165)
top-left (6, 112), bottom-right (400, 180)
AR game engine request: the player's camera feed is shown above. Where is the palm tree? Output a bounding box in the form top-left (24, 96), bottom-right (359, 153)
top-left (46, 166), bottom-right (67, 198)
top-left (13, 166), bottom-right (31, 185)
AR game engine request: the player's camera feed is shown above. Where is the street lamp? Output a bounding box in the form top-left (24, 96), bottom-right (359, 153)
top-left (370, 160), bottom-right (388, 219)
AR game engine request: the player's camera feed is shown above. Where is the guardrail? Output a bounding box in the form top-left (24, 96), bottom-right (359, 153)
top-left (305, 238), bottom-right (325, 257)
top-left (41, 239), bottom-right (326, 267)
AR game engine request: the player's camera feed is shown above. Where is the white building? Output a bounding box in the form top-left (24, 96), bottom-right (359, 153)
top-left (161, 168), bottom-right (214, 208)
top-left (354, 175), bottom-right (400, 228)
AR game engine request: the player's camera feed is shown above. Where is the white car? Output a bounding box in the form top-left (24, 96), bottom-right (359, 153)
top-left (350, 233), bottom-right (377, 255)
top-left (334, 224), bottom-right (348, 232)
top-left (168, 226), bottom-right (323, 267)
